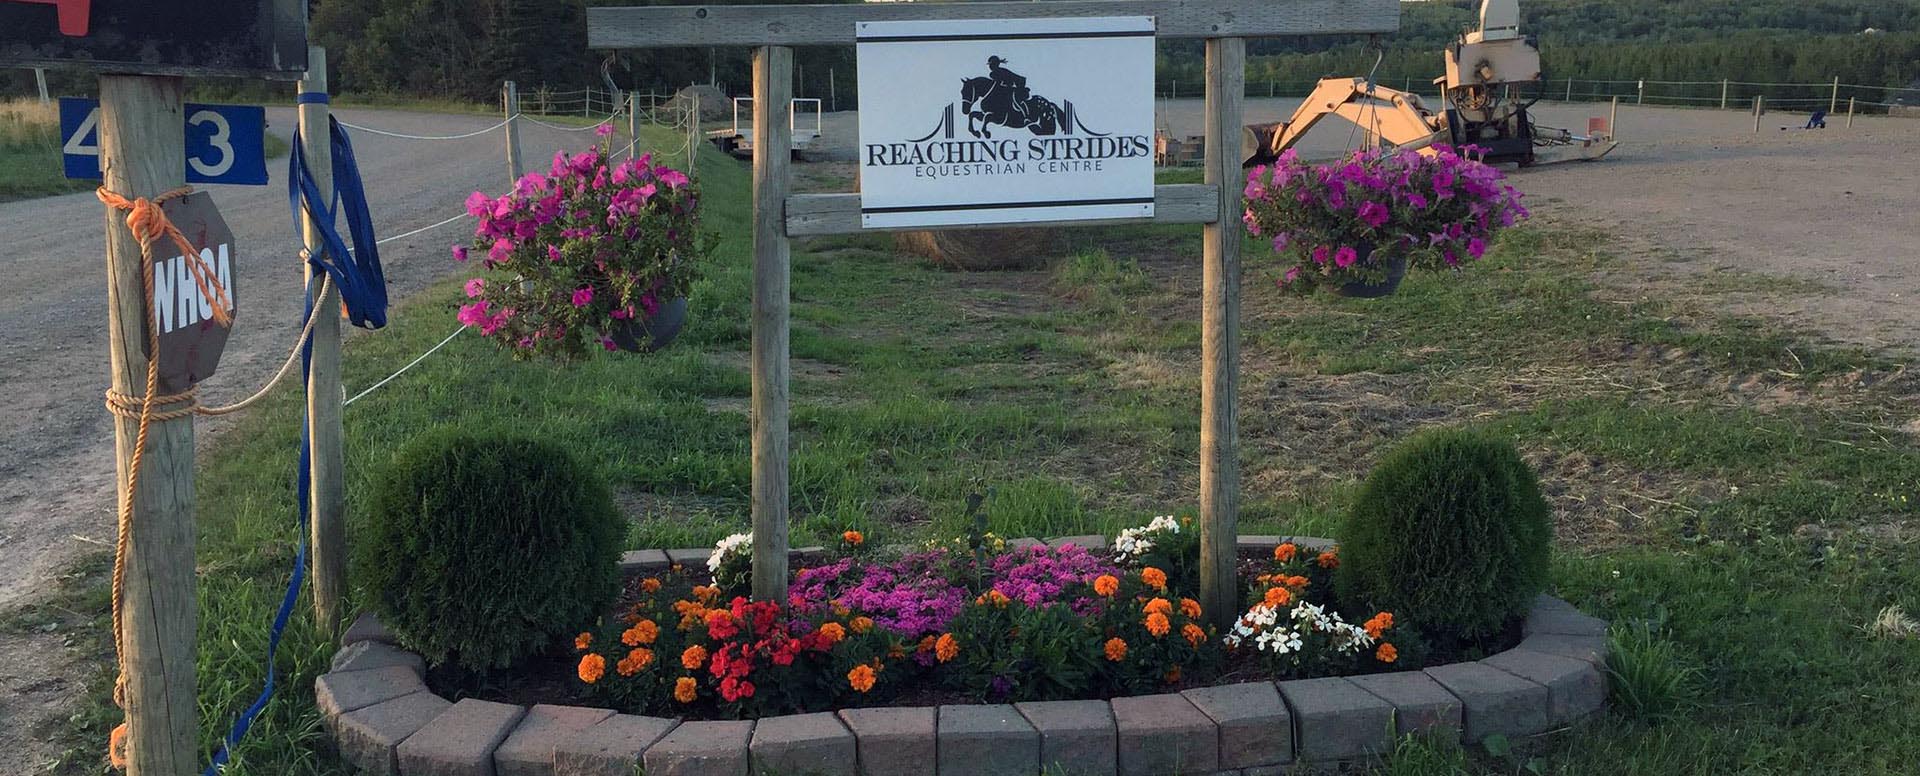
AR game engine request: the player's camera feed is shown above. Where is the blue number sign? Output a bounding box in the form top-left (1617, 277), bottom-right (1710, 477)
top-left (60, 97), bottom-right (269, 186)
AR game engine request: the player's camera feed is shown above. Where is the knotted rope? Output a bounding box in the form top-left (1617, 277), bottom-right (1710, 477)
top-left (96, 184), bottom-right (231, 769)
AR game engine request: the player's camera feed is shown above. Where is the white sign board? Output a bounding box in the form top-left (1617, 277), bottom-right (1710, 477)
top-left (856, 16), bottom-right (1156, 229)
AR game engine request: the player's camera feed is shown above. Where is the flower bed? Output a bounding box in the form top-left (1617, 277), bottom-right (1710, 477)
top-left (316, 531), bottom-right (1612, 776)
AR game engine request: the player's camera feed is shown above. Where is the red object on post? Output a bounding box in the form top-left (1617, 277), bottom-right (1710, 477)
top-left (6, 0), bottom-right (90, 36)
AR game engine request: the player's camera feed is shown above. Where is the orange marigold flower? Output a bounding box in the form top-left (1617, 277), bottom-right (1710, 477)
top-left (574, 632), bottom-right (593, 651)
top-left (976, 589), bottom-right (1011, 608)
top-left (1140, 567), bottom-right (1168, 591)
top-left (1376, 642), bottom-right (1398, 663)
top-left (847, 664), bottom-right (877, 693)
top-left (577, 653), bottom-right (607, 684)
top-left (1145, 611), bottom-right (1171, 637)
top-left (693, 585), bottom-right (720, 603)
top-left (1273, 542), bottom-right (1298, 562)
top-left (1316, 550), bottom-right (1340, 569)
top-left (1092, 575), bottom-right (1120, 597)
top-left (623, 619), bottom-right (660, 646)
top-left (640, 577), bottom-right (662, 594)
top-left (1103, 637), bottom-right (1128, 662)
top-left (616, 647), bottom-right (654, 677)
top-left (842, 530), bottom-right (865, 546)
top-left (1182, 622), bottom-right (1206, 646)
top-left (674, 676), bottom-right (698, 703)
top-left (935, 633), bottom-right (960, 663)
top-left (1263, 586), bottom-right (1292, 608)
top-left (818, 622), bottom-right (848, 644)
top-left (917, 635), bottom-right (937, 654)
top-left (1180, 598), bottom-right (1202, 619)
top-left (851, 616), bottom-right (875, 635)
top-left (887, 643), bottom-right (907, 660)
top-left (681, 645), bottom-right (709, 670)
top-left (1143, 598), bottom-right (1173, 616)
top-left (1364, 612), bottom-right (1395, 639)
top-left (1285, 575), bottom-right (1310, 589)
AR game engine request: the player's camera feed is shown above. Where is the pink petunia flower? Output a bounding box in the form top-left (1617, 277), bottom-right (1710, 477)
top-left (570, 287), bottom-right (594, 307)
top-left (464, 278), bottom-right (485, 298)
top-left (1334, 245), bottom-right (1359, 268)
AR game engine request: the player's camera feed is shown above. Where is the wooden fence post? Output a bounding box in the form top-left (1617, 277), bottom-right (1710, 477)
top-left (299, 47), bottom-right (347, 635)
top-left (1636, 79), bottom-right (1645, 105)
top-left (1753, 95), bottom-right (1763, 133)
top-left (34, 67), bottom-right (49, 103)
top-left (750, 45), bottom-right (793, 603)
top-left (1609, 96), bottom-right (1619, 140)
top-left (629, 91), bottom-right (640, 160)
top-left (99, 73), bottom-right (199, 776)
top-left (1847, 97), bottom-right (1856, 128)
top-left (1720, 79), bottom-right (1729, 110)
top-left (504, 81), bottom-right (524, 183)
top-left (1199, 36), bottom-right (1244, 631)
top-left (1830, 76), bottom-right (1840, 115)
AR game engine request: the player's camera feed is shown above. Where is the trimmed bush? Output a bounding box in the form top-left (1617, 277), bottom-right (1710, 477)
top-left (360, 430), bottom-right (624, 673)
top-left (1336, 429), bottom-right (1552, 644)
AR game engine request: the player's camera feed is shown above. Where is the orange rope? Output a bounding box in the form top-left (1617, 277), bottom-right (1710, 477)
top-left (96, 184), bottom-right (232, 771)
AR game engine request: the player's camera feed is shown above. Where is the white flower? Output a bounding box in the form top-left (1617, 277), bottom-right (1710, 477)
top-left (1114, 515), bottom-right (1181, 564)
top-left (708, 532), bottom-right (752, 573)
top-left (1254, 627), bottom-right (1303, 655)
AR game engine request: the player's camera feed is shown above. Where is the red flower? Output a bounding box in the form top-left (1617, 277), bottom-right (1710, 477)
top-left (706, 611), bottom-right (739, 640)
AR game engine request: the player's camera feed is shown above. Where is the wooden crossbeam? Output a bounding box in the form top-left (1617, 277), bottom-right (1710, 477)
top-left (589, 0), bottom-right (1399, 48)
top-left (784, 184), bottom-right (1220, 236)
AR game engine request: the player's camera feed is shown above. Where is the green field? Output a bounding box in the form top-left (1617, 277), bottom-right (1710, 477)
top-left (6, 123), bottom-right (1919, 775)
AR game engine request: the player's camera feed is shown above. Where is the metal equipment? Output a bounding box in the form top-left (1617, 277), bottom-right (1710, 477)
top-left (1242, 0), bottom-right (1617, 167)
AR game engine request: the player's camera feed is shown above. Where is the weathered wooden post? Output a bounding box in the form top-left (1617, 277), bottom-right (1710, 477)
top-left (1754, 95), bottom-right (1763, 133)
top-left (1636, 79), bottom-right (1644, 104)
top-left (629, 91), bottom-right (640, 159)
top-left (1610, 96), bottom-right (1619, 141)
top-left (750, 45), bottom-right (794, 602)
top-left (1720, 78), bottom-right (1729, 110)
top-left (504, 80), bottom-right (524, 182)
top-left (1847, 96), bottom-right (1856, 128)
top-left (1564, 77), bottom-right (1572, 102)
top-left (34, 67), bottom-right (49, 103)
top-left (298, 47), bottom-right (347, 634)
top-left (99, 73), bottom-right (199, 776)
top-left (1199, 36), bottom-right (1244, 630)
top-left (1830, 76), bottom-right (1840, 115)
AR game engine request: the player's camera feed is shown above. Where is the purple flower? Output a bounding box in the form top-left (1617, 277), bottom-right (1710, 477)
top-left (1282, 266), bottom-right (1301, 285)
top-left (658, 169), bottom-right (690, 189)
top-left (1311, 245), bottom-right (1331, 265)
top-left (1467, 237), bottom-right (1488, 259)
top-left (548, 244), bottom-right (563, 263)
top-left (1333, 245), bottom-right (1359, 268)
top-left (451, 244), bottom-right (469, 262)
top-left (600, 336), bottom-right (617, 350)
top-left (464, 191), bottom-right (491, 218)
top-left (1271, 232), bottom-right (1291, 252)
top-left (1356, 201), bottom-right (1390, 229)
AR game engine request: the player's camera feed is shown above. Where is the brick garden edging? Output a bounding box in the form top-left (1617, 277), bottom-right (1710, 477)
top-left (319, 536), bottom-right (1611, 775)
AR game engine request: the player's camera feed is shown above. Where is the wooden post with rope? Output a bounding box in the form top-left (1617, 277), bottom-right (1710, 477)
top-left (504, 80), bottom-right (525, 182)
top-left (299, 46), bottom-right (348, 635)
top-left (98, 73), bottom-right (199, 776)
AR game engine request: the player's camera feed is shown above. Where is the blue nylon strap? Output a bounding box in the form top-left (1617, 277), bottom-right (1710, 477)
top-left (296, 92), bottom-right (330, 105)
top-left (202, 117), bottom-right (387, 775)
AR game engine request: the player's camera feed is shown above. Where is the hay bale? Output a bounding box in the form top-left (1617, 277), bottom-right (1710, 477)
top-left (893, 228), bottom-right (1065, 271)
top-left (670, 84), bottom-right (732, 122)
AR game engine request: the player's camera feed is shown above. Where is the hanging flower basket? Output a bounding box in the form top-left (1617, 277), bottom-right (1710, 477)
top-left (455, 133), bottom-right (709, 360)
top-left (1242, 146), bottom-right (1529, 297)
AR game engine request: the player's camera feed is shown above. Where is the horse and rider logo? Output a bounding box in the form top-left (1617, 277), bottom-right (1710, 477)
top-left (915, 55), bottom-right (1108, 141)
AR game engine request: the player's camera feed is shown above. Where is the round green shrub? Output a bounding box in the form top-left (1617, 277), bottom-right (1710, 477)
top-left (1335, 429), bottom-right (1552, 644)
top-left (360, 430), bottom-right (624, 673)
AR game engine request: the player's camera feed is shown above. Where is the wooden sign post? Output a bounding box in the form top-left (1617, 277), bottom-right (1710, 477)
top-left (99, 73), bottom-right (199, 776)
top-left (504, 80), bottom-right (525, 182)
top-left (298, 47), bottom-right (348, 635)
top-left (589, 0), bottom-right (1398, 629)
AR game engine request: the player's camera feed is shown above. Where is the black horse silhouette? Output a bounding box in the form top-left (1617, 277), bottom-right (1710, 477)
top-left (959, 75), bottom-right (1064, 138)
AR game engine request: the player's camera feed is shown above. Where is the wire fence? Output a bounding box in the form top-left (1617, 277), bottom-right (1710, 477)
top-left (1150, 76), bottom-right (1920, 116)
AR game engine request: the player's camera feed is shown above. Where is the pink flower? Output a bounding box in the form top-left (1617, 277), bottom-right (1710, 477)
top-left (464, 278), bottom-right (485, 298)
top-left (594, 123), bottom-right (614, 138)
top-left (1271, 232), bottom-right (1290, 252)
top-left (658, 169), bottom-right (690, 189)
top-left (464, 191), bottom-right (491, 217)
top-left (1281, 266), bottom-right (1301, 285)
top-left (457, 300), bottom-right (490, 327)
top-left (570, 287), bottom-right (594, 308)
top-left (610, 306), bottom-right (632, 320)
top-left (548, 245), bottom-right (563, 263)
top-left (601, 336), bottom-right (618, 350)
top-left (487, 240), bottom-right (514, 265)
top-left (451, 244), bottom-right (468, 262)
top-left (1311, 245), bottom-right (1331, 265)
top-left (1334, 245), bottom-right (1359, 268)
top-left (1356, 201), bottom-right (1390, 229)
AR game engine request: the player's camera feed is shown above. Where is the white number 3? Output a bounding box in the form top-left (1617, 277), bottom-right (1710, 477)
top-left (187, 110), bottom-right (235, 178)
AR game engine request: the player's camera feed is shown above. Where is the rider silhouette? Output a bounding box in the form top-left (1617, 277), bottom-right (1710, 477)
top-left (986, 56), bottom-right (1032, 121)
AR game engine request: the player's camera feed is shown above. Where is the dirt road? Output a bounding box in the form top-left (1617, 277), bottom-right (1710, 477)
top-left (0, 106), bottom-right (610, 773)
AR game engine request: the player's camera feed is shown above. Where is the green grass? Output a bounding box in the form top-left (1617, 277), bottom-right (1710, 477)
top-left (1, 97), bottom-right (292, 203)
top-left (8, 128), bottom-right (1920, 774)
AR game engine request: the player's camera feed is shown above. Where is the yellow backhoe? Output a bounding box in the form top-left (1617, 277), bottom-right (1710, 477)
top-left (1241, 0), bottom-right (1617, 167)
